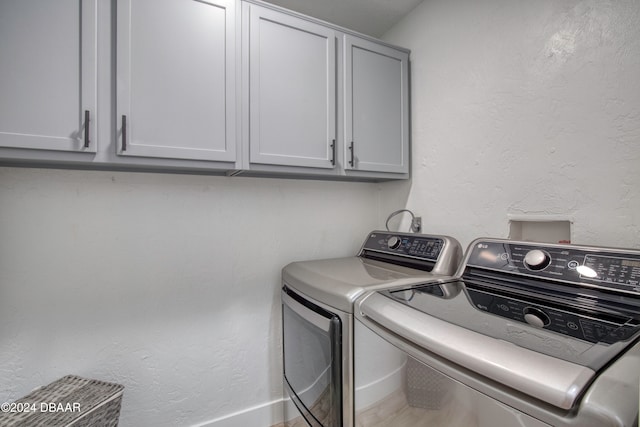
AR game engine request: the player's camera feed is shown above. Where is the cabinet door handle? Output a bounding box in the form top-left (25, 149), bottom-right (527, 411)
top-left (84, 110), bottom-right (90, 148)
top-left (330, 139), bottom-right (336, 166)
top-left (349, 141), bottom-right (355, 167)
top-left (121, 115), bottom-right (127, 152)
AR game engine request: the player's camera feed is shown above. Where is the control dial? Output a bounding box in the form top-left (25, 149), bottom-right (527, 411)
top-left (523, 307), bottom-right (551, 328)
top-left (523, 249), bottom-right (551, 271)
top-left (387, 236), bottom-right (401, 250)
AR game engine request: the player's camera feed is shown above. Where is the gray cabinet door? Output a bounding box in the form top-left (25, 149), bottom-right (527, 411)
top-left (0, 0), bottom-right (97, 153)
top-left (247, 5), bottom-right (336, 168)
top-left (344, 35), bottom-right (409, 174)
top-left (117, 0), bottom-right (236, 162)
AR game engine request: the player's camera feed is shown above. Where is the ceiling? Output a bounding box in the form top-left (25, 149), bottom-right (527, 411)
top-left (261, 0), bottom-right (423, 38)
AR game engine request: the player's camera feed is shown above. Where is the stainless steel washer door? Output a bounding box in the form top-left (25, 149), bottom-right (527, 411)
top-left (354, 319), bottom-right (550, 427)
top-left (355, 290), bottom-right (640, 427)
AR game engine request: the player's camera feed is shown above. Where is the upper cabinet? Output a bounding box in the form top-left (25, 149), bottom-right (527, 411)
top-left (116, 0), bottom-right (237, 162)
top-left (344, 35), bottom-right (409, 175)
top-left (243, 2), bottom-right (409, 178)
top-left (0, 0), bottom-right (409, 180)
top-left (245, 4), bottom-right (337, 169)
top-left (0, 0), bottom-right (97, 153)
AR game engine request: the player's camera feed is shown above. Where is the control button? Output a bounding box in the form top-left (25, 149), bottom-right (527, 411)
top-left (523, 249), bottom-right (551, 271)
top-left (500, 253), bottom-right (509, 261)
top-left (567, 260), bottom-right (579, 270)
top-left (497, 304), bottom-right (510, 312)
top-left (523, 307), bottom-right (550, 328)
top-left (387, 236), bottom-right (401, 250)
top-left (567, 321), bottom-right (579, 330)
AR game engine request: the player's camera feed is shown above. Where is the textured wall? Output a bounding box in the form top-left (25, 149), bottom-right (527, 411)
top-left (3, 1), bottom-right (640, 426)
top-left (381, 0), bottom-right (640, 250)
top-left (0, 167), bottom-right (379, 426)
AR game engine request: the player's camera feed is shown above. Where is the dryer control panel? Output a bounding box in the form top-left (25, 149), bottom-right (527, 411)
top-left (361, 231), bottom-right (444, 261)
top-left (466, 240), bottom-right (640, 296)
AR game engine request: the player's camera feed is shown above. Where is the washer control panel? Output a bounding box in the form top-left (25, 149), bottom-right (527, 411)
top-left (467, 240), bottom-right (640, 296)
top-left (362, 232), bottom-right (444, 261)
top-left (466, 287), bottom-right (637, 344)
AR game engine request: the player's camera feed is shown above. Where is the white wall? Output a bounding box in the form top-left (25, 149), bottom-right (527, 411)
top-left (3, 1), bottom-right (640, 426)
top-left (381, 0), bottom-right (640, 250)
top-left (0, 167), bottom-right (379, 426)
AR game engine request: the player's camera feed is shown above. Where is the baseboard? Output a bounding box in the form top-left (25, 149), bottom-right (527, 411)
top-left (192, 363), bottom-right (405, 426)
top-left (191, 397), bottom-right (292, 427)
top-left (355, 361), bottom-right (405, 410)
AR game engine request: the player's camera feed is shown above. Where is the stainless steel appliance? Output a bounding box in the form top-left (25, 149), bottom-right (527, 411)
top-left (281, 230), bottom-right (462, 426)
top-left (355, 238), bottom-right (640, 426)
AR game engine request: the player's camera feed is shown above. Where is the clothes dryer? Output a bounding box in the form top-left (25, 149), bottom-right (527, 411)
top-left (281, 230), bottom-right (462, 426)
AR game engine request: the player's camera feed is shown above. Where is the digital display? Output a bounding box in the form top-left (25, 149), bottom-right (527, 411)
top-left (622, 259), bottom-right (640, 268)
top-left (582, 255), bottom-right (640, 293)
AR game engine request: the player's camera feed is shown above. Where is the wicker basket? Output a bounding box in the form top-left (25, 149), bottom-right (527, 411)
top-left (0, 375), bottom-right (124, 427)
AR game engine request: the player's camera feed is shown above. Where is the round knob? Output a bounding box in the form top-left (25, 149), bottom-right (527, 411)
top-left (387, 236), bottom-right (401, 249)
top-left (523, 249), bottom-right (551, 271)
top-left (523, 307), bottom-right (550, 328)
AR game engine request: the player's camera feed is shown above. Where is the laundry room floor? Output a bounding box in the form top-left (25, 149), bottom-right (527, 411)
top-left (354, 389), bottom-right (476, 427)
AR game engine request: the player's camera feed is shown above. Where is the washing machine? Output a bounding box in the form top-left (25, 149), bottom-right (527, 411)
top-left (281, 230), bottom-right (462, 427)
top-left (354, 238), bottom-right (640, 426)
